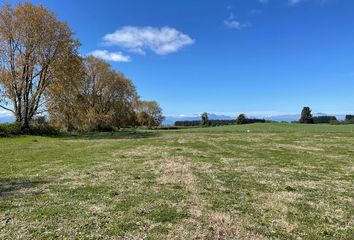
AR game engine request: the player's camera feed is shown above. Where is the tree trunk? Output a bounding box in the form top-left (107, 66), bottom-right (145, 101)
top-left (21, 117), bottom-right (30, 133)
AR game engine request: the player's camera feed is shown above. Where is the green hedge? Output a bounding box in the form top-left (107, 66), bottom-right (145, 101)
top-left (0, 122), bottom-right (60, 137)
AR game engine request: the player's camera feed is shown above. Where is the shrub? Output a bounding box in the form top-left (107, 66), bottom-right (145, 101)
top-left (28, 123), bottom-right (60, 136)
top-left (0, 122), bottom-right (22, 137)
top-left (313, 116), bottom-right (337, 124)
top-left (329, 119), bottom-right (340, 125)
top-left (0, 122), bottom-right (60, 137)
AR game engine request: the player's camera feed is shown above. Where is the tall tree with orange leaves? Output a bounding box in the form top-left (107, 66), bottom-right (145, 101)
top-left (0, 2), bottom-right (79, 130)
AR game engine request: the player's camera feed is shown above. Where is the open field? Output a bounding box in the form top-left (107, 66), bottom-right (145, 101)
top-left (0, 123), bottom-right (353, 239)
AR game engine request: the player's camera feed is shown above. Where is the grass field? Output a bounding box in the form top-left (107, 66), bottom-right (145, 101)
top-left (0, 123), bottom-right (353, 239)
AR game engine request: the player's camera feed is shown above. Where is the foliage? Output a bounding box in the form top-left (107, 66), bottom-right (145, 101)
top-left (329, 119), bottom-right (340, 125)
top-left (135, 100), bottom-right (165, 128)
top-left (0, 121), bottom-right (59, 137)
top-left (200, 112), bottom-right (209, 126)
top-left (344, 115), bottom-right (354, 124)
top-left (236, 114), bottom-right (247, 124)
top-left (0, 2), bottom-right (79, 129)
top-left (299, 107), bottom-right (314, 124)
top-left (47, 56), bottom-right (139, 131)
top-left (0, 122), bottom-right (22, 136)
top-left (345, 115), bottom-right (354, 121)
top-left (313, 116), bottom-right (337, 124)
top-left (244, 118), bottom-right (266, 124)
top-left (47, 55), bottom-right (165, 131)
top-left (0, 3), bottom-right (164, 133)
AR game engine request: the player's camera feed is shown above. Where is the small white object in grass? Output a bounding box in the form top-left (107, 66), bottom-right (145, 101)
top-left (247, 130), bottom-right (250, 133)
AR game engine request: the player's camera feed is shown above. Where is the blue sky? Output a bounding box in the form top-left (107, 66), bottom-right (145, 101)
top-left (3, 0), bottom-right (354, 117)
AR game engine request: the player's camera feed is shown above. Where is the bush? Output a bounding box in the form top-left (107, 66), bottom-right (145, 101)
top-left (28, 123), bottom-right (60, 136)
top-left (0, 122), bottom-right (60, 137)
top-left (0, 122), bottom-right (22, 137)
top-left (329, 119), bottom-right (340, 125)
top-left (313, 116), bottom-right (337, 124)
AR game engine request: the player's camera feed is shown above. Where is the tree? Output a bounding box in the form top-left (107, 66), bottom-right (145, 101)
top-left (136, 100), bottom-right (164, 128)
top-left (200, 112), bottom-right (209, 126)
top-left (345, 115), bottom-right (354, 121)
top-left (0, 2), bottom-right (79, 130)
top-left (236, 114), bottom-right (247, 124)
top-left (83, 56), bottom-right (138, 130)
top-left (299, 107), bottom-right (314, 124)
top-left (46, 54), bottom-right (86, 131)
top-left (47, 56), bottom-right (138, 131)
top-left (344, 115), bottom-right (354, 124)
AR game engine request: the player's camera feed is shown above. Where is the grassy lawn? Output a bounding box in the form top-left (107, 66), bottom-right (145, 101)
top-left (0, 123), bottom-right (353, 239)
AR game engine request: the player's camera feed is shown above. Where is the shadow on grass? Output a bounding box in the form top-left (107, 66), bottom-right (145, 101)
top-left (0, 178), bottom-right (51, 200)
top-left (62, 130), bottom-right (160, 140)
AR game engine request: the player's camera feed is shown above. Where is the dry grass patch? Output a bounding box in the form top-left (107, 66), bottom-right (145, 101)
top-left (208, 212), bottom-right (264, 240)
top-left (114, 145), bottom-right (170, 158)
top-left (274, 143), bottom-right (324, 152)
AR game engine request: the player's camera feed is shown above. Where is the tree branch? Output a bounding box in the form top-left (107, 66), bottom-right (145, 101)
top-left (0, 104), bottom-right (15, 113)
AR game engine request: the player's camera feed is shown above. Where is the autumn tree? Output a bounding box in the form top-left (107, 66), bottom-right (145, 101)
top-left (299, 107), bottom-right (314, 124)
top-left (0, 2), bottom-right (79, 130)
top-left (46, 54), bottom-right (86, 131)
top-left (136, 101), bottom-right (164, 128)
top-left (47, 56), bottom-right (138, 131)
top-left (82, 56), bottom-right (138, 130)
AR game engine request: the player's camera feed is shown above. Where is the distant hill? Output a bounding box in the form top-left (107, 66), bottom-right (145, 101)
top-left (0, 115), bottom-right (14, 123)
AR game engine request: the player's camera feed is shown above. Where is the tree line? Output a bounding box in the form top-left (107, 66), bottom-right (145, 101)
top-left (298, 107), bottom-right (353, 124)
top-left (0, 2), bottom-right (164, 132)
top-left (176, 109), bottom-right (354, 127)
top-left (175, 113), bottom-right (266, 127)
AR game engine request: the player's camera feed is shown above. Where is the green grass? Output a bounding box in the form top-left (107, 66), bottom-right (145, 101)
top-left (0, 123), bottom-right (353, 239)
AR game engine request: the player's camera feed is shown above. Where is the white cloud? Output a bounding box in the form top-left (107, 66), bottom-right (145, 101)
top-left (89, 50), bottom-right (131, 62)
top-left (224, 13), bottom-right (249, 30)
top-left (0, 110), bottom-right (12, 116)
top-left (102, 26), bottom-right (194, 55)
top-left (289, 0), bottom-right (302, 6)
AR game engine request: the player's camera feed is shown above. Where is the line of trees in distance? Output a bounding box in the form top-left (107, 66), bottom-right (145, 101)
top-left (175, 108), bottom-right (354, 127)
top-left (175, 113), bottom-right (266, 127)
top-left (297, 107), bottom-right (354, 124)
